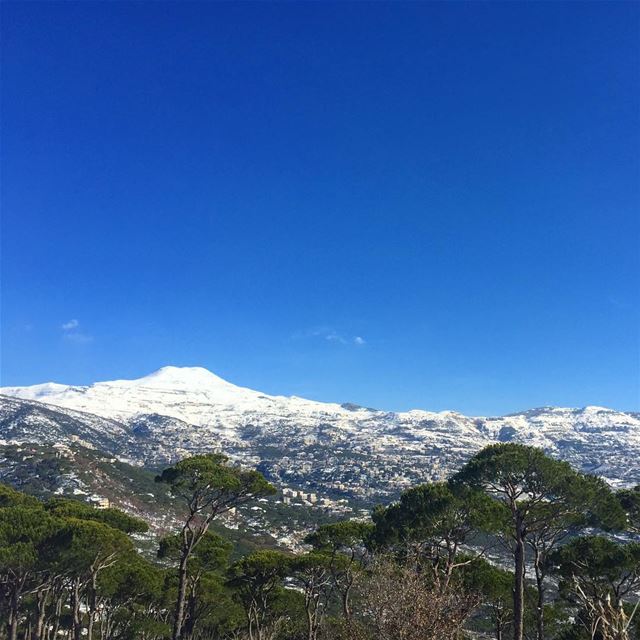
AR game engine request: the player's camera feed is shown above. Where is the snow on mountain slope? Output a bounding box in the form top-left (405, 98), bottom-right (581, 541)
top-left (0, 366), bottom-right (358, 436)
top-left (1, 366), bottom-right (639, 496)
top-left (0, 395), bottom-right (133, 454)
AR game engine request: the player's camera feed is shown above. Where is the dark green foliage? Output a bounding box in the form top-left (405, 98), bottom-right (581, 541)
top-left (158, 530), bottom-right (232, 574)
top-left (228, 550), bottom-right (294, 638)
top-left (618, 485), bottom-right (640, 533)
top-left (552, 536), bottom-right (640, 603)
top-left (96, 552), bottom-right (170, 639)
top-left (462, 557), bottom-right (514, 637)
top-left (371, 481), bottom-right (503, 548)
top-left (289, 552), bottom-right (337, 640)
top-left (155, 453), bottom-right (276, 510)
top-left (0, 504), bottom-right (58, 640)
top-left (45, 497), bottom-right (149, 533)
top-left (156, 453), bottom-right (276, 640)
top-left (0, 447), bottom-right (637, 640)
top-left (371, 481), bottom-right (504, 594)
top-left (305, 520), bottom-right (373, 552)
top-left (47, 518), bottom-right (133, 574)
top-left (304, 520), bottom-right (373, 622)
top-left (452, 443), bottom-right (626, 640)
top-left (0, 482), bottom-right (42, 508)
top-left (551, 536), bottom-right (640, 638)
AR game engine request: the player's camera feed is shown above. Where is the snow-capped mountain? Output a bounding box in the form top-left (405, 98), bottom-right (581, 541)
top-left (1, 366), bottom-right (364, 434)
top-left (1, 366), bottom-right (639, 500)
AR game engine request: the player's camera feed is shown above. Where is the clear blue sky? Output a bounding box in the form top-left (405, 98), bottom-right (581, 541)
top-left (2, 1), bottom-right (639, 415)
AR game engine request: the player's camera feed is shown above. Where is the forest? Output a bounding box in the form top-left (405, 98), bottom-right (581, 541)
top-left (0, 443), bottom-right (639, 640)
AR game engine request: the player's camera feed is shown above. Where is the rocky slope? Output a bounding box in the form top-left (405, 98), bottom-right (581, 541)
top-left (1, 366), bottom-right (638, 501)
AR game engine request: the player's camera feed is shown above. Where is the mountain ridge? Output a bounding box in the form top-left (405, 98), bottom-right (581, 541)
top-left (1, 366), bottom-right (639, 499)
top-left (0, 365), bottom-right (626, 419)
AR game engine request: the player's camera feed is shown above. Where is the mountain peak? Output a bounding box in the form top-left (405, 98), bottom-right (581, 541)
top-left (1, 368), bottom-right (638, 490)
top-left (133, 366), bottom-right (235, 389)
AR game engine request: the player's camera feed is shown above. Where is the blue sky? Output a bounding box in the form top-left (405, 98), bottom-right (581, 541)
top-left (2, 2), bottom-right (638, 415)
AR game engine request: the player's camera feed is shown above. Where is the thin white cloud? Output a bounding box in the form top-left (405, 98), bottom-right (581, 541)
top-left (63, 332), bottom-right (93, 344)
top-left (61, 319), bottom-right (79, 331)
top-left (324, 331), bottom-right (347, 344)
top-left (60, 318), bottom-right (93, 344)
top-left (292, 326), bottom-right (366, 347)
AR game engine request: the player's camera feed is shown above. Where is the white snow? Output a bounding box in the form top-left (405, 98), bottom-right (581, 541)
top-left (1, 366), bottom-right (639, 487)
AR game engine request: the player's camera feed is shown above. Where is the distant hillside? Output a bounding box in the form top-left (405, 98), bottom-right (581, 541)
top-left (1, 367), bottom-right (638, 500)
top-left (0, 439), bottom-right (340, 554)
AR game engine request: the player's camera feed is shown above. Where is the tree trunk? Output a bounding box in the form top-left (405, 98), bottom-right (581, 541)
top-left (247, 605), bottom-right (255, 640)
top-left (8, 584), bottom-right (20, 640)
top-left (342, 581), bottom-right (352, 621)
top-left (87, 573), bottom-right (97, 640)
top-left (182, 580), bottom-right (198, 640)
top-left (441, 543), bottom-right (458, 594)
top-left (172, 547), bottom-right (191, 640)
top-left (305, 595), bottom-right (314, 640)
top-left (49, 591), bottom-right (63, 640)
top-left (8, 590), bottom-right (18, 640)
top-left (307, 615), bottom-right (313, 640)
top-left (513, 530), bottom-right (526, 640)
top-left (34, 588), bottom-right (49, 640)
top-left (71, 578), bottom-right (82, 640)
top-left (307, 596), bottom-right (321, 640)
top-left (533, 553), bottom-right (545, 640)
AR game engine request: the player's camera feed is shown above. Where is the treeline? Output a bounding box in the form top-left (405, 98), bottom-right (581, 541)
top-left (1, 444), bottom-right (639, 640)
